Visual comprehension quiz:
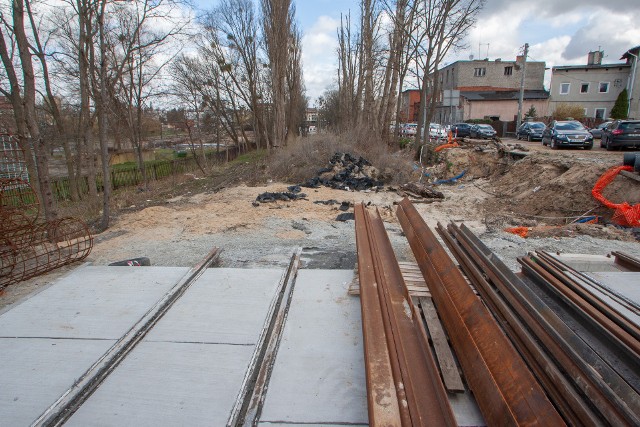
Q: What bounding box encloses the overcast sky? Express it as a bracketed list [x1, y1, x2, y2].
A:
[297, 0, 640, 103]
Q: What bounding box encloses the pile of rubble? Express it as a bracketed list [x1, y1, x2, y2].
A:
[301, 152, 384, 191]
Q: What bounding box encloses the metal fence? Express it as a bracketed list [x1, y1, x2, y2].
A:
[51, 147, 239, 202]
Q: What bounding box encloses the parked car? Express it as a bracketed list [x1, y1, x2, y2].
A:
[541, 120, 593, 150]
[470, 124, 497, 139]
[428, 123, 446, 140]
[600, 120, 640, 150]
[589, 121, 612, 139]
[401, 123, 418, 136]
[516, 121, 546, 141]
[451, 122, 473, 137]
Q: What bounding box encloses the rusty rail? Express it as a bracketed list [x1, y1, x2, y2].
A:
[355, 203, 456, 426]
[396, 198, 565, 426]
[451, 222, 640, 426]
[521, 251, 640, 360]
[438, 223, 603, 426]
[611, 251, 640, 272]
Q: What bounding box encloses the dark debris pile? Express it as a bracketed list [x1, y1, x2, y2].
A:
[301, 152, 383, 191]
[253, 185, 307, 205]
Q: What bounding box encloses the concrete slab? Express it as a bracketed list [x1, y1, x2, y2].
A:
[586, 272, 640, 303]
[66, 341, 255, 426]
[0, 266, 187, 339]
[258, 269, 368, 425]
[65, 268, 285, 425]
[145, 268, 283, 345]
[0, 338, 115, 426]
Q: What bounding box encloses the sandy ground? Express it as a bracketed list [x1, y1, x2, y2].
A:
[2, 138, 639, 311]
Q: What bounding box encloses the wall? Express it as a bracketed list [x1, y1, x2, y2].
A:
[440, 59, 546, 91]
[460, 99, 550, 121]
[549, 64, 630, 118]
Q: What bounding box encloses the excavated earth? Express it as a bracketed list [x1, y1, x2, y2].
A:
[2, 140, 639, 310]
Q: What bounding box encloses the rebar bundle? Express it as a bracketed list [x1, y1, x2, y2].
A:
[0, 178, 93, 288]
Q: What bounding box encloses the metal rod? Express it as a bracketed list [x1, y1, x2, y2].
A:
[396, 198, 565, 426]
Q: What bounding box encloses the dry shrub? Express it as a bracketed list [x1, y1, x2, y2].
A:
[267, 125, 415, 185]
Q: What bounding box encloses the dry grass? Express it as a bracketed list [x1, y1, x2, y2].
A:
[266, 128, 415, 185]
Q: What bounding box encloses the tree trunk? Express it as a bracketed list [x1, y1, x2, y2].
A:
[13, 0, 56, 221]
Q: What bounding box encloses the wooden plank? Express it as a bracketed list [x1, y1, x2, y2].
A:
[418, 296, 465, 393]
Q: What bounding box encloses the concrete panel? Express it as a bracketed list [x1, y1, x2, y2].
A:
[0, 338, 115, 426]
[145, 268, 283, 345]
[66, 341, 254, 426]
[587, 272, 640, 302]
[259, 269, 368, 425]
[0, 266, 187, 339]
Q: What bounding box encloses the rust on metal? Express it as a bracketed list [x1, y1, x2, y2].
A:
[451, 222, 640, 426]
[396, 198, 565, 426]
[612, 251, 640, 271]
[521, 251, 640, 359]
[438, 222, 603, 426]
[355, 203, 456, 426]
[1, 178, 93, 288]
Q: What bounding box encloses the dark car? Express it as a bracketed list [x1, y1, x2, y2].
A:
[516, 121, 546, 141]
[451, 123, 473, 138]
[589, 121, 612, 139]
[470, 124, 497, 139]
[541, 120, 593, 150]
[601, 120, 640, 150]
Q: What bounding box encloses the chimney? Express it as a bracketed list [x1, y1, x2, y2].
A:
[587, 50, 603, 65]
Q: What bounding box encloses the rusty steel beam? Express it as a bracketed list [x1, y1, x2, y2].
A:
[612, 251, 640, 272]
[437, 223, 603, 426]
[355, 204, 456, 427]
[453, 222, 640, 426]
[523, 251, 640, 360]
[396, 198, 565, 426]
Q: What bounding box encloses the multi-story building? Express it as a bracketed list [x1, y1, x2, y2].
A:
[432, 56, 548, 124]
[549, 51, 631, 120]
[622, 46, 640, 119]
[398, 89, 422, 123]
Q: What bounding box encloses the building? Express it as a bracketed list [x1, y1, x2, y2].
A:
[549, 51, 631, 120]
[433, 57, 548, 124]
[621, 46, 640, 119]
[398, 90, 422, 123]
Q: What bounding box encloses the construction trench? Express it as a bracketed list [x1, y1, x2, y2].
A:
[1, 197, 639, 426]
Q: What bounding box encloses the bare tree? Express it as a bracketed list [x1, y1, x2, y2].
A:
[107, 0, 187, 188]
[0, 0, 57, 221]
[285, 23, 304, 145]
[412, 0, 483, 145]
[261, 0, 293, 147]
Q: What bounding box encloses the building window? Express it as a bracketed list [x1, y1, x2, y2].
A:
[595, 108, 606, 119]
[580, 83, 589, 93]
[559, 83, 570, 95]
[474, 67, 486, 77]
[504, 66, 513, 76]
[599, 82, 610, 93]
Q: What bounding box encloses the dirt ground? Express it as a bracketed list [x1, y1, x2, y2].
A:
[2, 137, 639, 311]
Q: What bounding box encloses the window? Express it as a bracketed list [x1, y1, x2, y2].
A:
[559, 83, 570, 95]
[599, 82, 609, 93]
[474, 67, 486, 77]
[580, 83, 589, 93]
[595, 108, 606, 119]
[504, 66, 513, 76]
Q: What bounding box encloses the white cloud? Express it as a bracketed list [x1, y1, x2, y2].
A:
[301, 16, 340, 103]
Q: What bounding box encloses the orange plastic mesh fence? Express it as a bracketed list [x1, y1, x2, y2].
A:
[591, 165, 640, 227]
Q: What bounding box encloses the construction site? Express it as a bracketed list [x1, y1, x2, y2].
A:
[1, 136, 640, 426]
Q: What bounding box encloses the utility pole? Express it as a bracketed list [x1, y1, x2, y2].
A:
[516, 43, 529, 131]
